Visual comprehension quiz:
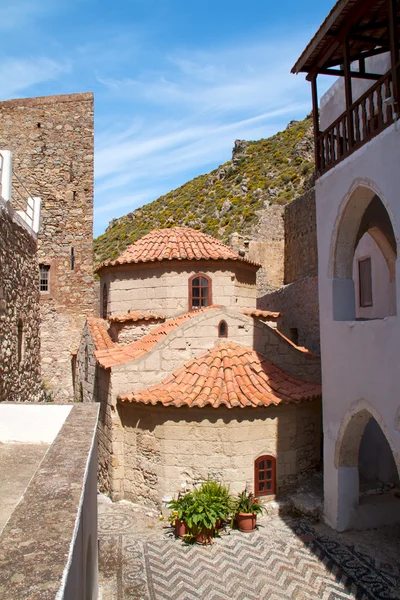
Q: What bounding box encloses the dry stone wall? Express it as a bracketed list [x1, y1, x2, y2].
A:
[0, 93, 95, 400]
[0, 199, 43, 401]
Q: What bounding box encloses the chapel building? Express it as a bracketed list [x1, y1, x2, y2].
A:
[78, 227, 322, 506]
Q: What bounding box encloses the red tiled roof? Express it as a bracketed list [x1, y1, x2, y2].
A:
[95, 305, 221, 369]
[118, 342, 321, 409]
[87, 318, 114, 351]
[97, 227, 260, 270]
[108, 311, 166, 324]
[241, 309, 280, 320]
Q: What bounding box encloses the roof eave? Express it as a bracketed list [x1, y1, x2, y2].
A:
[291, 0, 354, 74]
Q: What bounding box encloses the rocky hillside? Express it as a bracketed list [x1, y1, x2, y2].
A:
[94, 115, 314, 265]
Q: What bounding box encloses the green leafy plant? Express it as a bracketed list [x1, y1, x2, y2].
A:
[234, 490, 265, 515]
[167, 492, 194, 524]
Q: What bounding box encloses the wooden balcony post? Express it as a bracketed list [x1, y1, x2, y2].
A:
[388, 0, 400, 110]
[343, 37, 354, 150]
[311, 74, 320, 174]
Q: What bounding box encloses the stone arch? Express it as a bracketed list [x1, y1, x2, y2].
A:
[334, 402, 400, 530]
[330, 181, 398, 320]
[335, 400, 400, 470]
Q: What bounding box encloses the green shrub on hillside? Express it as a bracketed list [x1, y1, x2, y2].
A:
[94, 115, 314, 265]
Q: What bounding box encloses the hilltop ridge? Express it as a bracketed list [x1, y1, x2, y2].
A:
[94, 115, 314, 266]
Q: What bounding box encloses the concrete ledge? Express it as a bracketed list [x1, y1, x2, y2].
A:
[0, 404, 99, 600]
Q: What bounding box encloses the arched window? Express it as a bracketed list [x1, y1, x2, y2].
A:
[84, 346, 89, 382]
[254, 455, 276, 496]
[102, 283, 108, 319]
[189, 274, 212, 310]
[218, 320, 228, 338]
[17, 319, 24, 365]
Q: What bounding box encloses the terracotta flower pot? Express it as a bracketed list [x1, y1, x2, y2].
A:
[237, 512, 257, 532]
[195, 529, 214, 545]
[174, 519, 188, 538]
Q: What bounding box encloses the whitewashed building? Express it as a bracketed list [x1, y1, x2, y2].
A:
[292, 0, 400, 530]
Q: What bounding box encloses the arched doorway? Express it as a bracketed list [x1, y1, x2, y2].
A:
[335, 409, 400, 530]
[331, 185, 397, 321]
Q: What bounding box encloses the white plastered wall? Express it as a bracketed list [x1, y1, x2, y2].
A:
[353, 232, 396, 319]
[315, 123, 400, 530]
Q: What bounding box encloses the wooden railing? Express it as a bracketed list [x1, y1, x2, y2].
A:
[317, 70, 395, 175]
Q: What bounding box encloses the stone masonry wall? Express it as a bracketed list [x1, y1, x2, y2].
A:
[0, 93, 94, 400]
[100, 261, 257, 318]
[259, 277, 320, 354]
[260, 188, 320, 353]
[230, 203, 285, 295]
[284, 188, 317, 284]
[119, 399, 322, 507]
[0, 199, 43, 401]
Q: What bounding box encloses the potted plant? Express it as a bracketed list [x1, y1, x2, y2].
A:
[185, 479, 233, 544]
[234, 490, 265, 533]
[167, 492, 193, 538]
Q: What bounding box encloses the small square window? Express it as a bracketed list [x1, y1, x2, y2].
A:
[39, 264, 50, 292]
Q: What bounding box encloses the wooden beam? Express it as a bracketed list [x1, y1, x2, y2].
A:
[354, 19, 388, 32]
[348, 34, 390, 46]
[305, 0, 380, 78]
[310, 75, 320, 174]
[324, 45, 390, 69]
[317, 68, 383, 80]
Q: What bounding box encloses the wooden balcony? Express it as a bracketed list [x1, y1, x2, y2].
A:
[317, 69, 395, 175]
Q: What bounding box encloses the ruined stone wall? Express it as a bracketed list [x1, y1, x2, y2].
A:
[0, 93, 94, 400]
[100, 261, 257, 318]
[119, 400, 322, 507]
[284, 188, 317, 284]
[0, 199, 43, 401]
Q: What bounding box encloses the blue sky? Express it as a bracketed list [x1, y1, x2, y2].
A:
[0, 0, 334, 236]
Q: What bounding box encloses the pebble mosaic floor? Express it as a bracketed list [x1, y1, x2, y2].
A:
[98, 498, 400, 600]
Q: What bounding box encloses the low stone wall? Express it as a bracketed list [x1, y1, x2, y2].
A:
[0, 201, 43, 402]
[259, 277, 320, 355]
[118, 399, 322, 507]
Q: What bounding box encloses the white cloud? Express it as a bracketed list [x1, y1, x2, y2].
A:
[0, 57, 70, 100]
[94, 36, 315, 232]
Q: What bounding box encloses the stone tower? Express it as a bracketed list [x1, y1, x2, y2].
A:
[0, 92, 94, 400]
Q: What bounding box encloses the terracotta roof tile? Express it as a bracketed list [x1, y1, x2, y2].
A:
[95, 305, 221, 369]
[87, 318, 114, 351]
[97, 227, 260, 270]
[108, 311, 166, 324]
[118, 342, 321, 409]
[241, 309, 281, 320]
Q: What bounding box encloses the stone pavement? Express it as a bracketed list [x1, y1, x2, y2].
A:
[98, 495, 400, 600]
